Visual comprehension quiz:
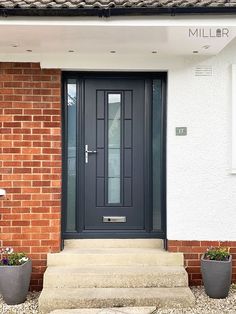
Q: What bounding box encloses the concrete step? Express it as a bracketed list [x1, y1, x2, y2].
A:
[49, 307, 157, 314]
[39, 287, 195, 314]
[47, 248, 183, 267]
[44, 265, 188, 288]
[64, 239, 163, 249]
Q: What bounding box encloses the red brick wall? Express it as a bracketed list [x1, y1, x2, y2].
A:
[168, 240, 236, 286]
[0, 62, 61, 291]
[1, 63, 236, 291]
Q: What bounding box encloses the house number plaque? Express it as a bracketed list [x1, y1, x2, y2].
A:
[176, 127, 187, 136]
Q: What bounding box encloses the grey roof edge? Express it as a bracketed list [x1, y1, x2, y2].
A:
[1, 6, 236, 17]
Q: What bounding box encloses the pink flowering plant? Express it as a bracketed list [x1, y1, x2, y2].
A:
[0, 247, 29, 266]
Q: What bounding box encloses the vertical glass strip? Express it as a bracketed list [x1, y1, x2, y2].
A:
[108, 93, 121, 204]
[152, 80, 162, 230]
[66, 80, 77, 232]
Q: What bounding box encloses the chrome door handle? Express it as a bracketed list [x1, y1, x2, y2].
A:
[85, 144, 97, 164]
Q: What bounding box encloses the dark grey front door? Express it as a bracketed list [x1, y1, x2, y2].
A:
[63, 72, 166, 238]
[84, 79, 145, 230]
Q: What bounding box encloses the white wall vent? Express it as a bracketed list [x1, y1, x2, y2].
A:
[194, 66, 213, 77]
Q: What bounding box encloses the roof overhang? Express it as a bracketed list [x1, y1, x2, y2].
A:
[0, 16, 236, 68]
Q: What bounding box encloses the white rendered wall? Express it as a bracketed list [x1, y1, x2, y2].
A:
[167, 38, 236, 241]
[40, 38, 236, 240]
[35, 37, 236, 240]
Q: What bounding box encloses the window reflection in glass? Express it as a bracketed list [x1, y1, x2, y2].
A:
[66, 80, 77, 231]
[108, 93, 121, 204]
[153, 80, 162, 230]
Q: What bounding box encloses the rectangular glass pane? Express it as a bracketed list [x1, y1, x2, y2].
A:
[108, 94, 121, 119]
[108, 120, 120, 148]
[108, 178, 121, 204]
[66, 80, 77, 232]
[108, 93, 121, 204]
[152, 80, 162, 230]
[108, 148, 120, 177]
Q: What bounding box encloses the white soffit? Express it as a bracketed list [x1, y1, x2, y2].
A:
[0, 16, 235, 62]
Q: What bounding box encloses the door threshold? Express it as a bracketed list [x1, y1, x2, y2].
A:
[63, 231, 165, 239]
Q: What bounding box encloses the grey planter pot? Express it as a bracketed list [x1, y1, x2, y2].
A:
[201, 255, 232, 299]
[0, 259, 32, 305]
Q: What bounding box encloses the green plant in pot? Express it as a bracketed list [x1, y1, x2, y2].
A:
[0, 247, 32, 305]
[201, 246, 232, 299]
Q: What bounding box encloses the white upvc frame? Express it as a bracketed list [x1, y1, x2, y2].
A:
[232, 64, 236, 173]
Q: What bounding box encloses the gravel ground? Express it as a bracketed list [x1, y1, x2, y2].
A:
[156, 285, 236, 314]
[0, 285, 236, 314]
[0, 292, 40, 314]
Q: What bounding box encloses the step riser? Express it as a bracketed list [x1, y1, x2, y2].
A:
[40, 298, 185, 313]
[49, 308, 157, 314]
[64, 239, 164, 249]
[44, 272, 188, 288]
[38, 287, 195, 314]
[44, 276, 188, 288]
[47, 253, 183, 267]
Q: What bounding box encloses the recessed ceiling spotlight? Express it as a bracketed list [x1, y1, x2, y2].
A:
[193, 50, 199, 54]
[152, 51, 157, 54]
[203, 45, 210, 49]
[26, 49, 32, 52]
[68, 50, 75, 53]
[110, 50, 116, 54]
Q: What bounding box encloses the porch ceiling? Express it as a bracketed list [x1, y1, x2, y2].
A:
[0, 16, 236, 66]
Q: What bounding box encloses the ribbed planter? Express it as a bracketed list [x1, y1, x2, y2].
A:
[201, 255, 232, 299]
[0, 259, 32, 305]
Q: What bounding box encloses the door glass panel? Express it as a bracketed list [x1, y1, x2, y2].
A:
[109, 96, 121, 119]
[152, 79, 162, 230]
[108, 149, 120, 177]
[108, 120, 120, 148]
[108, 178, 121, 204]
[108, 93, 121, 204]
[66, 80, 77, 232]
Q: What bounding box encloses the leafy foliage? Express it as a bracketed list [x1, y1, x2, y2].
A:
[0, 247, 29, 266]
[204, 246, 230, 261]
